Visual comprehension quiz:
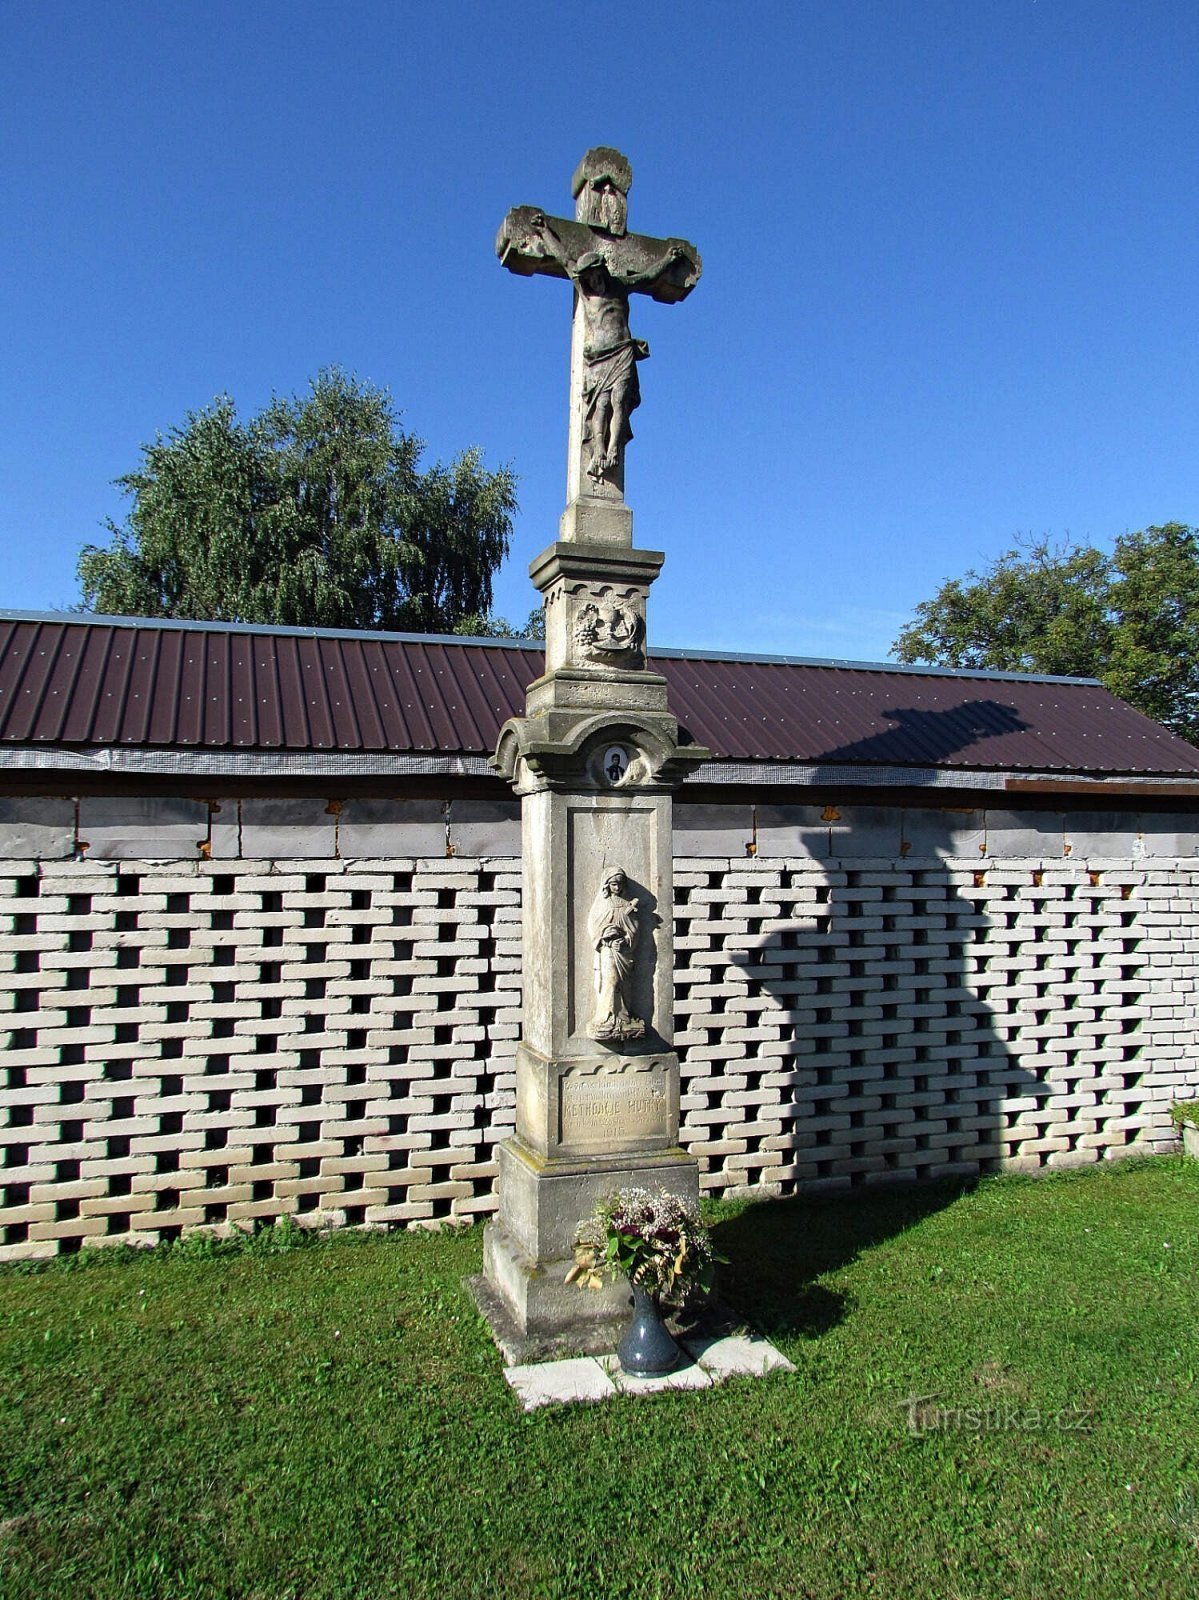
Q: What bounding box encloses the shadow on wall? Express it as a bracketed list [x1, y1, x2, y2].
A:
[682, 859, 1047, 1189]
[809, 699, 1032, 768]
[679, 852, 1050, 1336]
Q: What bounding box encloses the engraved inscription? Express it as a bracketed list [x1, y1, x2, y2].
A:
[560, 1063, 669, 1148]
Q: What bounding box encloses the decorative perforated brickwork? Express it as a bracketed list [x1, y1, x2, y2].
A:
[674, 858, 1197, 1195]
[2, 847, 1197, 1258]
[0, 859, 520, 1260]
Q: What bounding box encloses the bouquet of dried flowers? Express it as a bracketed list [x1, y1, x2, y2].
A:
[566, 1187, 721, 1303]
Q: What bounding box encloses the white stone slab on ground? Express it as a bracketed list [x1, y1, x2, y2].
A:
[598, 1353, 713, 1396]
[505, 1357, 616, 1410]
[503, 1332, 794, 1410]
[683, 1332, 797, 1381]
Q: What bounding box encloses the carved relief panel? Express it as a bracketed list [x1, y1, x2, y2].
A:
[568, 582, 646, 670]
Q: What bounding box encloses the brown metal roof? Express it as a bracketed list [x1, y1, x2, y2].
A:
[2, 611, 1198, 777]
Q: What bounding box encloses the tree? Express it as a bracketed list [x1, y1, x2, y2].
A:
[892, 525, 1199, 744]
[78, 369, 518, 633]
[452, 607, 545, 640]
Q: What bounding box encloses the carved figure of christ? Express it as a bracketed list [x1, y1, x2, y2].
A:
[496, 149, 701, 506]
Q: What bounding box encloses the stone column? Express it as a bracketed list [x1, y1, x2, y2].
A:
[480, 149, 705, 1357]
[480, 537, 708, 1354]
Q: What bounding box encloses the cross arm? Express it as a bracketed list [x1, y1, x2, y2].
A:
[496, 207, 702, 304]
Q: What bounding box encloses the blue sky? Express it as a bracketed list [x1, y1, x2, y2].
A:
[3, 0, 1197, 660]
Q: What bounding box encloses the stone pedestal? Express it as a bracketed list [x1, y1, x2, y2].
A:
[478, 525, 708, 1356]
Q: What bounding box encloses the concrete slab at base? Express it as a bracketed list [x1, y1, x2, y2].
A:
[506, 1356, 618, 1409]
[682, 1331, 796, 1380]
[599, 1352, 713, 1395]
[497, 1324, 797, 1409]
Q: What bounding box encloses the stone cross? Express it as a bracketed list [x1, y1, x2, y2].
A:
[478, 149, 709, 1359]
[497, 147, 701, 543]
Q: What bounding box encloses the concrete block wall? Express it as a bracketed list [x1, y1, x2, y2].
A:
[1, 795, 1197, 1258]
[674, 856, 1198, 1198]
[0, 857, 521, 1260]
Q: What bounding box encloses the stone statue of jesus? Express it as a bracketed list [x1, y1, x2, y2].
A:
[498, 151, 699, 507]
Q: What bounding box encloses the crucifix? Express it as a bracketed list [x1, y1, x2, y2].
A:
[497, 147, 702, 542]
[478, 150, 709, 1355]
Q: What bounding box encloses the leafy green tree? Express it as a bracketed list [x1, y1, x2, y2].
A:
[892, 525, 1199, 743]
[78, 369, 517, 633]
[1105, 523, 1199, 742]
[452, 607, 545, 640]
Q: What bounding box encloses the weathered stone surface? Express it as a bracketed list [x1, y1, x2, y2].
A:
[983, 809, 1065, 859]
[681, 1332, 796, 1381]
[237, 798, 338, 859]
[673, 803, 752, 858]
[480, 149, 705, 1349]
[339, 798, 446, 858]
[447, 799, 521, 857]
[505, 1356, 617, 1410]
[497, 149, 701, 521]
[1137, 814, 1199, 857]
[1062, 811, 1139, 860]
[0, 797, 75, 859]
[78, 796, 208, 860]
[900, 807, 986, 860]
[754, 805, 836, 859]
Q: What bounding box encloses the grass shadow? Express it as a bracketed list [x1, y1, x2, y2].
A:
[708, 1177, 976, 1339]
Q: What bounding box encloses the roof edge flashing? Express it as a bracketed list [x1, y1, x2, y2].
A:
[0, 609, 1103, 687]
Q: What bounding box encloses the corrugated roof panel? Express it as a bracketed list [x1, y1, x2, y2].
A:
[298, 639, 336, 750]
[327, 638, 361, 747]
[174, 633, 208, 746]
[56, 624, 109, 743]
[429, 639, 495, 752]
[146, 631, 183, 746]
[86, 628, 137, 745]
[3, 613, 1199, 778]
[369, 638, 428, 749]
[250, 635, 283, 748]
[121, 629, 159, 745]
[410, 642, 470, 751]
[201, 632, 232, 747]
[429, 643, 474, 750]
[340, 639, 386, 750]
[2, 621, 64, 743]
[226, 633, 257, 748]
[270, 635, 308, 749]
[357, 637, 408, 749]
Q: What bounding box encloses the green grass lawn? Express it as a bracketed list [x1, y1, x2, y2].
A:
[2, 1157, 1197, 1600]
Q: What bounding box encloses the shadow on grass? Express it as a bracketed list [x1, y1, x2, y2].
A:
[709, 1177, 976, 1339]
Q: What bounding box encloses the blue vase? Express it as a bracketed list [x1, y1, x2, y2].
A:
[617, 1281, 680, 1376]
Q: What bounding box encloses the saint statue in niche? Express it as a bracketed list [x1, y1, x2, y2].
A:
[586, 867, 646, 1042]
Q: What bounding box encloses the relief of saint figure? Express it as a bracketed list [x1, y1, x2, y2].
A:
[586, 867, 646, 1043]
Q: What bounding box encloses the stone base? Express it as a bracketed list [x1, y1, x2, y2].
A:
[558, 497, 633, 546]
[470, 1247, 635, 1365]
[477, 1135, 700, 1354]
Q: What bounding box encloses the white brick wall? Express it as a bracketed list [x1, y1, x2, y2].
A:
[2, 804, 1197, 1258]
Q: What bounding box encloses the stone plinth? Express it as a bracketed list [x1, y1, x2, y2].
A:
[481, 693, 706, 1352]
